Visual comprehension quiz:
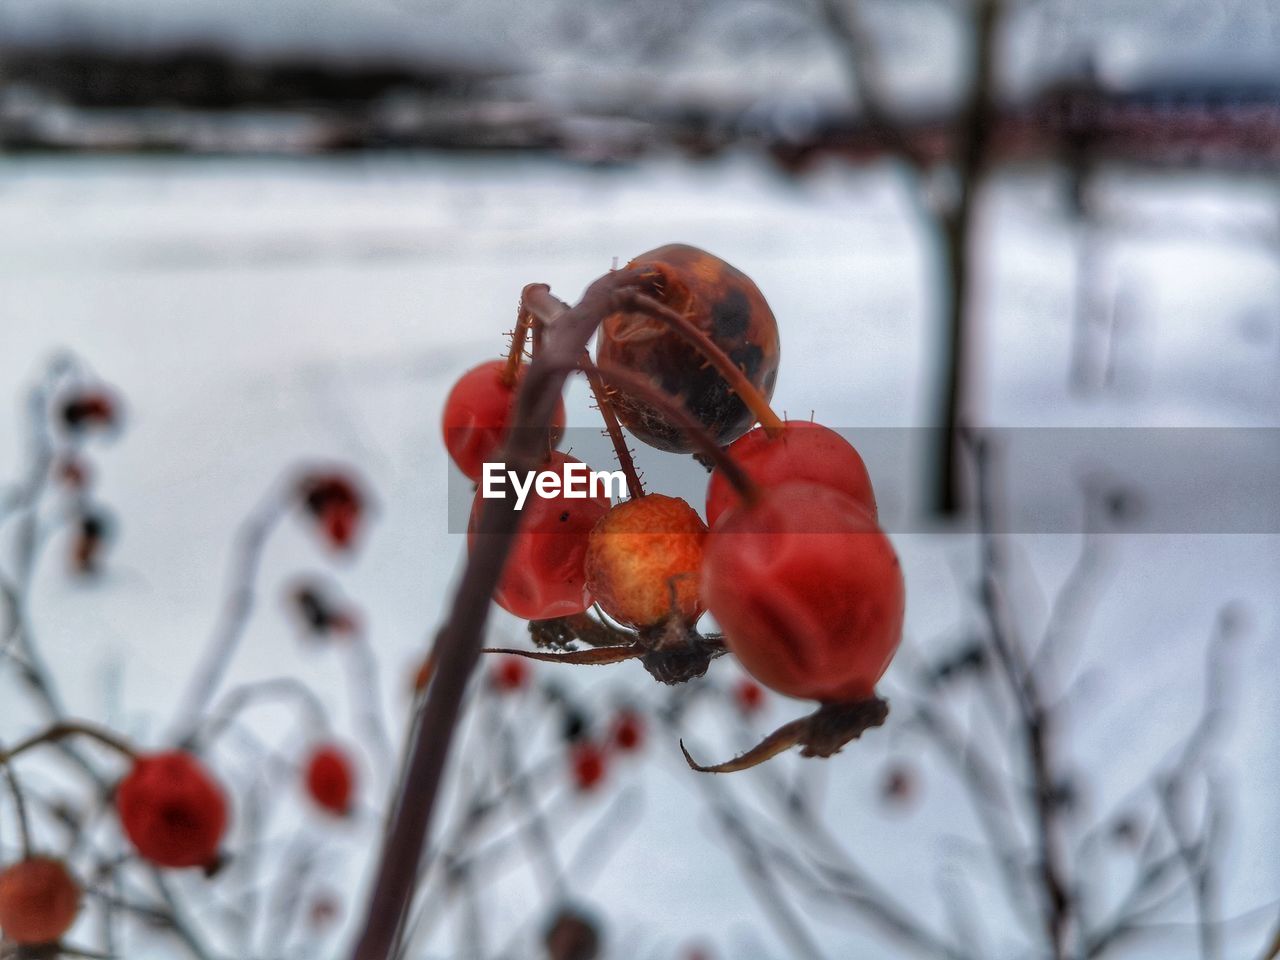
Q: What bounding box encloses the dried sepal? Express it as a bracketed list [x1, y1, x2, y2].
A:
[681, 696, 890, 773]
[482, 644, 644, 666]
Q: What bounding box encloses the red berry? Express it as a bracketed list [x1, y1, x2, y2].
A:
[733, 678, 766, 715]
[468, 453, 610, 620]
[583, 494, 707, 629]
[442, 359, 566, 481]
[0, 857, 80, 945]
[299, 473, 365, 551]
[595, 244, 781, 452]
[706, 421, 877, 528]
[570, 741, 607, 792]
[305, 745, 356, 817]
[702, 483, 904, 702]
[490, 655, 529, 693]
[609, 709, 645, 753]
[117, 751, 228, 869]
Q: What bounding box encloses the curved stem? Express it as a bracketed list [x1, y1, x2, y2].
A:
[527, 290, 644, 499]
[0, 721, 137, 765]
[194, 677, 331, 749]
[570, 360, 760, 504]
[167, 484, 287, 746]
[2, 760, 33, 856]
[615, 289, 785, 438]
[580, 352, 644, 500]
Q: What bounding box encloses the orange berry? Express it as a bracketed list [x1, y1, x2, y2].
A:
[584, 495, 707, 629]
[0, 857, 80, 945]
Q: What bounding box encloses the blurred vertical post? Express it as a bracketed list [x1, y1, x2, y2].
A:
[816, 0, 1004, 516]
[934, 0, 1000, 516]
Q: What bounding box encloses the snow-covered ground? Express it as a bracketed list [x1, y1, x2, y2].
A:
[1, 153, 1278, 958]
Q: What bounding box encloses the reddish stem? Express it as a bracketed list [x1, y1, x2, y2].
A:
[615, 289, 786, 438]
[570, 359, 760, 505]
[580, 353, 645, 500]
[522, 289, 644, 499]
[348, 269, 647, 960]
[500, 304, 533, 388]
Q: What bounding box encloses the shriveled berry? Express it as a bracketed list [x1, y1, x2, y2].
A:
[58, 389, 119, 434]
[290, 581, 358, 638]
[702, 482, 903, 702]
[561, 708, 590, 743]
[489, 655, 529, 693]
[706, 421, 876, 528]
[596, 244, 780, 452]
[584, 494, 707, 629]
[570, 742, 607, 792]
[468, 453, 609, 621]
[71, 509, 113, 575]
[609, 709, 645, 753]
[298, 472, 365, 551]
[117, 751, 228, 869]
[305, 745, 356, 816]
[442, 360, 566, 481]
[0, 857, 80, 945]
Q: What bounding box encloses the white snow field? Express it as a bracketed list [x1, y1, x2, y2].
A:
[1, 153, 1278, 958]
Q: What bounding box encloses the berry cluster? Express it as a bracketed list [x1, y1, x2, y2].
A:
[440, 244, 905, 770]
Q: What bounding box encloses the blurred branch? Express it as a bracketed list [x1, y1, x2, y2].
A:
[968, 431, 1072, 959]
[168, 481, 289, 745]
[809, 0, 930, 170]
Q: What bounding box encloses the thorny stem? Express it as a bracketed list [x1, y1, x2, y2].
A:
[523, 287, 646, 498]
[500, 304, 534, 388]
[348, 269, 648, 960]
[580, 352, 645, 500]
[616, 289, 786, 438]
[569, 359, 760, 504]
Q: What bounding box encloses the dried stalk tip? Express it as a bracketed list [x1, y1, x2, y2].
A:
[682, 695, 890, 773]
[510, 614, 727, 685]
